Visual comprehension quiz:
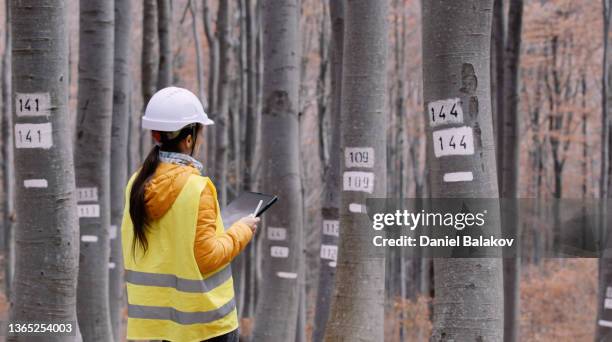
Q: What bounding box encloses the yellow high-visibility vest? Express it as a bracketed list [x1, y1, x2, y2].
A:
[121, 173, 238, 342]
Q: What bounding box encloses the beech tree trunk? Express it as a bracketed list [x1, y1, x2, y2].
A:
[141, 0, 158, 160]
[597, 1, 612, 339]
[323, 0, 388, 340]
[214, 0, 231, 206]
[252, 0, 303, 340]
[75, 1, 114, 340]
[422, 1, 504, 340]
[9, 1, 80, 341]
[157, 0, 172, 89]
[2, 0, 14, 298]
[501, 1, 523, 341]
[109, 0, 131, 339]
[313, 1, 342, 340]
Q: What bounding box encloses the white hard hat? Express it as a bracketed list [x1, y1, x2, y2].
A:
[142, 86, 214, 132]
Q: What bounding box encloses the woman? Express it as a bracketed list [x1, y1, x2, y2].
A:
[121, 86, 258, 342]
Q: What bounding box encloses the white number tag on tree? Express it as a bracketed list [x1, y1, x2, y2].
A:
[322, 220, 339, 237]
[267, 227, 287, 241]
[76, 187, 98, 203]
[432, 126, 474, 157]
[271, 246, 289, 258]
[14, 123, 53, 149]
[343, 171, 374, 193]
[345, 147, 374, 168]
[77, 204, 100, 218]
[320, 244, 338, 261]
[16, 93, 51, 117]
[428, 98, 464, 127]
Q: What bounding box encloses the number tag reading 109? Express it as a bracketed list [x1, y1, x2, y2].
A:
[432, 126, 474, 157]
[15, 123, 53, 149]
[345, 147, 374, 168]
[343, 171, 375, 193]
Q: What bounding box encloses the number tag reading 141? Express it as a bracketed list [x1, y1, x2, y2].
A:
[14, 123, 53, 149]
[428, 98, 464, 127]
[16, 93, 51, 117]
[432, 126, 474, 157]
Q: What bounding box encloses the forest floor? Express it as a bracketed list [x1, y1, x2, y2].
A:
[0, 258, 596, 341]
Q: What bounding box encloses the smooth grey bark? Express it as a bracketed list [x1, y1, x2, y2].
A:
[157, 0, 172, 89]
[252, 0, 303, 340]
[422, 1, 504, 341]
[141, 0, 158, 160]
[492, 0, 504, 186]
[2, 0, 15, 298]
[214, 0, 231, 206]
[500, 1, 523, 341]
[75, 0, 114, 340]
[9, 1, 80, 341]
[203, 1, 218, 172]
[323, 0, 388, 340]
[598, 1, 612, 340]
[109, 0, 131, 339]
[313, 1, 341, 341]
[189, 0, 206, 102]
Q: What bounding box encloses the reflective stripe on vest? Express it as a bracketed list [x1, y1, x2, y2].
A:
[128, 298, 236, 325]
[125, 265, 232, 293]
[121, 173, 238, 341]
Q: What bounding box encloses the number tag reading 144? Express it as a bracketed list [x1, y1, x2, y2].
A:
[428, 98, 464, 127]
[432, 126, 474, 157]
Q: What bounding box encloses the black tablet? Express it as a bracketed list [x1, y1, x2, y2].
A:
[220, 191, 278, 227]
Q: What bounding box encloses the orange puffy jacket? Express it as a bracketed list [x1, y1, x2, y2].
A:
[143, 162, 253, 274]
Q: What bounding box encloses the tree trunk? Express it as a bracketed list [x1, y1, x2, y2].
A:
[75, 1, 115, 340]
[313, 1, 342, 341]
[189, 0, 206, 102]
[157, 0, 172, 89]
[492, 0, 504, 187]
[109, 0, 131, 339]
[214, 0, 231, 206]
[500, 1, 523, 341]
[422, 1, 504, 340]
[9, 1, 80, 341]
[597, 1, 612, 339]
[141, 0, 158, 161]
[2, 0, 15, 298]
[323, 0, 388, 340]
[252, 0, 303, 340]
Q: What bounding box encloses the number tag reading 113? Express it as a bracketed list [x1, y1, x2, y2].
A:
[432, 126, 474, 157]
[428, 98, 464, 127]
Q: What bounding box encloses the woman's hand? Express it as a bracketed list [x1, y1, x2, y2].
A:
[239, 216, 260, 234]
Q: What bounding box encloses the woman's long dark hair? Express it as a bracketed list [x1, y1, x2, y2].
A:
[129, 124, 200, 255]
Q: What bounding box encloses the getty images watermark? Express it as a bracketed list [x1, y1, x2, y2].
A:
[363, 198, 611, 258]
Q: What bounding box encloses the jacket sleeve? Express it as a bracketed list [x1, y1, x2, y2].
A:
[194, 183, 253, 274]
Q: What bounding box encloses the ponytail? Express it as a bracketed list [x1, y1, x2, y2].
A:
[129, 144, 161, 255]
[128, 123, 201, 256]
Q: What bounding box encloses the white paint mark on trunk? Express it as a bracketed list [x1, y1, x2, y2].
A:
[432, 126, 474, 157]
[78, 204, 100, 218]
[328, 261, 337, 268]
[348, 203, 366, 214]
[428, 97, 464, 127]
[343, 171, 374, 193]
[76, 187, 98, 202]
[271, 246, 289, 258]
[276, 271, 298, 279]
[345, 147, 374, 168]
[81, 235, 98, 242]
[267, 227, 287, 241]
[443, 171, 474, 182]
[24, 179, 48, 188]
[16, 93, 51, 117]
[322, 220, 339, 236]
[606, 286, 612, 298]
[320, 244, 338, 261]
[605, 298, 612, 309]
[108, 262, 116, 269]
[599, 320, 612, 327]
[109, 225, 117, 240]
[14, 123, 53, 149]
